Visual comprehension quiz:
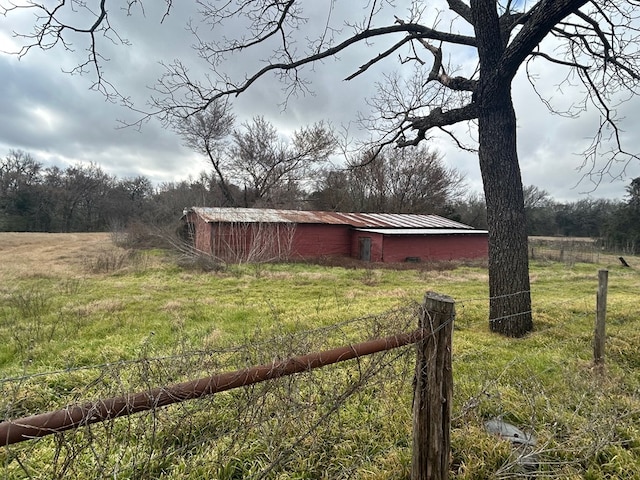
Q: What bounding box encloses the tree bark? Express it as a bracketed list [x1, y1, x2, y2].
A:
[473, 0, 533, 336]
[477, 86, 533, 336]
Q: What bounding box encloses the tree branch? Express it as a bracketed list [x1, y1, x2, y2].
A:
[397, 103, 479, 147]
[446, 0, 474, 25]
[529, 50, 589, 69]
[344, 36, 414, 81]
[204, 22, 476, 105]
[395, 16, 477, 93]
[500, 0, 589, 81]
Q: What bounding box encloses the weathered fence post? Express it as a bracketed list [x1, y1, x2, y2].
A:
[412, 292, 455, 480]
[593, 269, 609, 367]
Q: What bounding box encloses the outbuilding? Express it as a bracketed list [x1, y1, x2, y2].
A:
[181, 207, 488, 263]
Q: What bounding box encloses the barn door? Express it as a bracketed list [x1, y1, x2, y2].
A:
[359, 237, 372, 262]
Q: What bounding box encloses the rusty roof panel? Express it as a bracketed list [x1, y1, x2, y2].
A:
[187, 207, 475, 230]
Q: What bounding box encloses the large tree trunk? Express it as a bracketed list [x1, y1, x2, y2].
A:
[472, 0, 533, 337]
[477, 86, 533, 337]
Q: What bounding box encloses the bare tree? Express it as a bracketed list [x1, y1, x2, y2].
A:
[311, 169, 353, 212]
[522, 185, 557, 235]
[0, 150, 41, 196]
[172, 105, 334, 208]
[0, 150, 43, 231]
[172, 101, 237, 206]
[230, 117, 336, 207]
[453, 192, 489, 230]
[5, 1, 640, 335]
[523, 185, 554, 211]
[349, 146, 466, 214]
[313, 146, 465, 214]
[56, 163, 114, 232]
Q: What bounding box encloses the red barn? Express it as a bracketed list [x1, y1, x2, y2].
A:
[181, 207, 488, 263]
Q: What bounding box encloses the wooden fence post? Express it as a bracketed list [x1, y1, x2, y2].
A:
[593, 269, 609, 367]
[412, 292, 455, 480]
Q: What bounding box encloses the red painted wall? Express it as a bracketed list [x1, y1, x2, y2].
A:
[186, 216, 353, 261]
[185, 212, 488, 263]
[184, 212, 212, 253]
[290, 224, 352, 258]
[381, 234, 488, 262]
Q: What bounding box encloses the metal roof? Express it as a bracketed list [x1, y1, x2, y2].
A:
[355, 228, 488, 235]
[186, 207, 477, 230]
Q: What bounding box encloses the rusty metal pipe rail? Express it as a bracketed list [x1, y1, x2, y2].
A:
[1, 328, 425, 446]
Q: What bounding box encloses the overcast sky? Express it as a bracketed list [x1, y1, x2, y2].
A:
[1, 1, 640, 203]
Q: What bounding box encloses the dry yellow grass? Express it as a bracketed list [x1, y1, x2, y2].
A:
[0, 232, 115, 278]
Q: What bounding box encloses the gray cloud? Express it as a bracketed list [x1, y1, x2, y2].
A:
[1, 2, 639, 203]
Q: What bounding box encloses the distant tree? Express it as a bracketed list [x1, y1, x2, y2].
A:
[310, 169, 353, 212]
[119, 176, 154, 203]
[313, 145, 465, 214]
[172, 101, 237, 206]
[554, 198, 619, 238]
[40, 166, 66, 231]
[452, 192, 488, 230]
[523, 185, 557, 236]
[602, 177, 640, 253]
[627, 177, 640, 208]
[523, 185, 553, 211]
[151, 180, 205, 225]
[46, 163, 114, 232]
[230, 117, 336, 207]
[0, 150, 44, 231]
[105, 176, 155, 226]
[0, 157, 121, 232]
[150, 173, 246, 224]
[196, 172, 245, 209]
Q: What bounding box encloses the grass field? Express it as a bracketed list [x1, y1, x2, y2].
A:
[1, 233, 640, 479]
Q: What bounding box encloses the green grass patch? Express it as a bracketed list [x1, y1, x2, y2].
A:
[1, 237, 640, 478]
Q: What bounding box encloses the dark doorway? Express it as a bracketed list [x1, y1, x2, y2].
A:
[359, 237, 372, 262]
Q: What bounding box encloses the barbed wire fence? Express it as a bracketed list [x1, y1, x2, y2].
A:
[452, 278, 640, 479]
[1, 271, 639, 479]
[1, 305, 424, 479]
[528, 236, 639, 266]
[529, 237, 600, 264]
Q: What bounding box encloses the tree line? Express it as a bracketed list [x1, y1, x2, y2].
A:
[2, 148, 639, 253]
[519, 184, 640, 253]
[0, 142, 463, 232]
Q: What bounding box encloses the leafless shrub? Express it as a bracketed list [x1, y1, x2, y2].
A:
[82, 249, 140, 274]
[5, 290, 52, 319]
[360, 267, 380, 286]
[58, 278, 82, 296]
[175, 251, 226, 273]
[212, 221, 297, 264]
[111, 221, 224, 272]
[1, 290, 57, 356]
[162, 228, 227, 273]
[110, 221, 175, 250]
